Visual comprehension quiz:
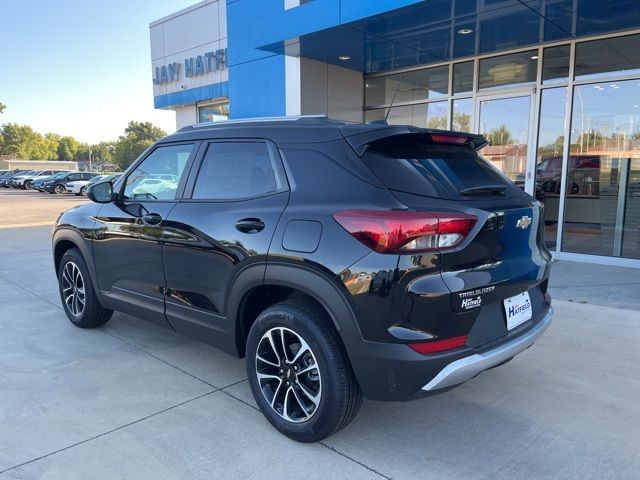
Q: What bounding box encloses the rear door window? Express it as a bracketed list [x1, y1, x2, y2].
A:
[191, 141, 285, 200]
[362, 136, 521, 199]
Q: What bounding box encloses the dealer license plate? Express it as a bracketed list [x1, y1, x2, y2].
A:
[503, 291, 532, 330]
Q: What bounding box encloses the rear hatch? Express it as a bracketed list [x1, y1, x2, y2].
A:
[352, 130, 552, 347]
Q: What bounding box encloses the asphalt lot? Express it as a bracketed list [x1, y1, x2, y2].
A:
[0, 190, 639, 479]
[0, 189, 87, 228]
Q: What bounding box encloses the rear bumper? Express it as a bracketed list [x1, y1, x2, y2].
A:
[346, 305, 552, 402]
[422, 307, 552, 392]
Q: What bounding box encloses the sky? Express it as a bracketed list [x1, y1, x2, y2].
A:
[0, 0, 197, 144]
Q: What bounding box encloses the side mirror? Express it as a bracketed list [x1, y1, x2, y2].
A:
[87, 181, 114, 204]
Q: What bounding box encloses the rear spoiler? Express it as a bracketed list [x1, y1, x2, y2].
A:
[341, 125, 488, 156]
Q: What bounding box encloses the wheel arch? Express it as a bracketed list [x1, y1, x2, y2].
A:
[226, 261, 362, 359]
[53, 227, 105, 307]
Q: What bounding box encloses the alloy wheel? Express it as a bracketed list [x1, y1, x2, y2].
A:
[54, 185, 65, 194]
[255, 327, 322, 423]
[61, 261, 85, 317]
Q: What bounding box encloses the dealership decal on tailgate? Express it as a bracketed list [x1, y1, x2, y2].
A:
[458, 285, 496, 310]
[504, 291, 532, 330]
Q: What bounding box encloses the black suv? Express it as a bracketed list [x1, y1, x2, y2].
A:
[52, 117, 552, 442]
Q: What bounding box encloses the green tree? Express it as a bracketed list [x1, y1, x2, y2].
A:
[113, 121, 166, 169]
[40, 133, 60, 160]
[92, 141, 116, 163]
[75, 142, 91, 162]
[0, 123, 44, 159]
[57, 136, 79, 162]
[452, 113, 472, 132]
[426, 115, 448, 130]
[486, 125, 515, 146]
[0, 102, 5, 114]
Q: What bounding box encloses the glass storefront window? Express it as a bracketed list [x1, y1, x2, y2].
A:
[574, 34, 640, 81]
[365, 66, 448, 106]
[364, 108, 386, 124]
[198, 102, 229, 123]
[384, 101, 448, 128]
[562, 79, 640, 258]
[453, 61, 474, 95]
[542, 45, 570, 84]
[535, 87, 568, 250]
[478, 95, 531, 181]
[452, 98, 473, 132]
[478, 50, 537, 90]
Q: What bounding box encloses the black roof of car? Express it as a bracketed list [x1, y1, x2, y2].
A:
[164, 116, 487, 153]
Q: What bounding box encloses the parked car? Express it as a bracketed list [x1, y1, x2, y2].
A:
[1, 170, 30, 188]
[35, 171, 70, 191]
[43, 172, 95, 194]
[80, 173, 121, 195]
[52, 117, 553, 442]
[21, 170, 72, 190]
[64, 173, 103, 196]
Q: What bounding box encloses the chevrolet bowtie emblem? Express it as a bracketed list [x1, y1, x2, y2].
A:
[516, 216, 532, 229]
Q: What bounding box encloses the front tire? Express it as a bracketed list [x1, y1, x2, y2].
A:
[58, 248, 113, 328]
[246, 301, 362, 442]
[54, 184, 65, 194]
[79, 186, 87, 196]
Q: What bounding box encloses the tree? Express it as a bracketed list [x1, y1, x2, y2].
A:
[57, 136, 79, 162]
[92, 141, 116, 163]
[113, 121, 166, 169]
[452, 113, 472, 132]
[486, 125, 515, 146]
[75, 142, 91, 162]
[0, 102, 5, 114]
[0, 123, 44, 159]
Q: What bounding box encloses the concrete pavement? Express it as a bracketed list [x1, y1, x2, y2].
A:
[0, 224, 639, 478]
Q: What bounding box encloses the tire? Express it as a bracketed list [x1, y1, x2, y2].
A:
[25, 181, 33, 190]
[79, 186, 87, 196]
[54, 184, 65, 194]
[58, 248, 113, 328]
[246, 301, 362, 442]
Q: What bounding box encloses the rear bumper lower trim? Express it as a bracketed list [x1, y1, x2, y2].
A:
[422, 307, 553, 392]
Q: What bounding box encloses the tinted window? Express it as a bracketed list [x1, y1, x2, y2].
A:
[192, 142, 281, 200]
[68, 174, 81, 181]
[123, 144, 194, 200]
[363, 136, 518, 199]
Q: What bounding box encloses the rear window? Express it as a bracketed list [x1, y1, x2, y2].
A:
[363, 137, 519, 199]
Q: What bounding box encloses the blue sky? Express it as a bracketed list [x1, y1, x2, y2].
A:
[0, 0, 196, 143]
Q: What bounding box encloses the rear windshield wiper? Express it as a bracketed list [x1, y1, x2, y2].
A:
[459, 184, 507, 195]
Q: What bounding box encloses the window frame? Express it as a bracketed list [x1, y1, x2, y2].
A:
[115, 140, 201, 203]
[182, 138, 290, 203]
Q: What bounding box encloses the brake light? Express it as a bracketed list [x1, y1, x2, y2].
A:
[408, 335, 468, 354]
[333, 210, 476, 254]
[430, 133, 468, 145]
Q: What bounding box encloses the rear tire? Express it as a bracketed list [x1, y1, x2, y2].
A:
[58, 248, 113, 328]
[246, 301, 362, 442]
[79, 186, 87, 196]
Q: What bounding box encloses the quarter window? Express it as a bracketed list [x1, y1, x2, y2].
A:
[192, 142, 283, 200]
[123, 144, 194, 200]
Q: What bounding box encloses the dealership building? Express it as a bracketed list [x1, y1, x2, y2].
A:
[150, 0, 640, 267]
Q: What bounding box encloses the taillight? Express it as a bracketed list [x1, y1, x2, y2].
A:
[408, 335, 468, 354]
[333, 210, 476, 254]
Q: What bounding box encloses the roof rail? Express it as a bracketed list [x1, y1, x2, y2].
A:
[177, 115, 331, 132]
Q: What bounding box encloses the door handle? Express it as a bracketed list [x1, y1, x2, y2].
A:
[142, 213, 163, 226]
[235, 218, 265, 233]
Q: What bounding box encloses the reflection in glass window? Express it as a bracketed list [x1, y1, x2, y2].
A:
[365, 66, 448, 106]
[192, 142, 281, 200]
[478, 95, 531, 181]
[452, 98, 473, 132]
[479, 50, 537, 90]
[542, 45, 570, 84]
[198, 102, 229, 123]
[123, 144, 194, 200]
[364, 108, 386, 124]
[453, 61, 474, 95]
[385, 101, 448, 129]
[535, 87, 567, 250]
[574, 34, 640, 81]
[563, 79, 640, 258]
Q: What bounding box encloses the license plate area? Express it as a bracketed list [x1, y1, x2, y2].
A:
[503, 291, 532, 330]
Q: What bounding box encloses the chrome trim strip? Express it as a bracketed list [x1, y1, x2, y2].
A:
[422, 307, 553, 391]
